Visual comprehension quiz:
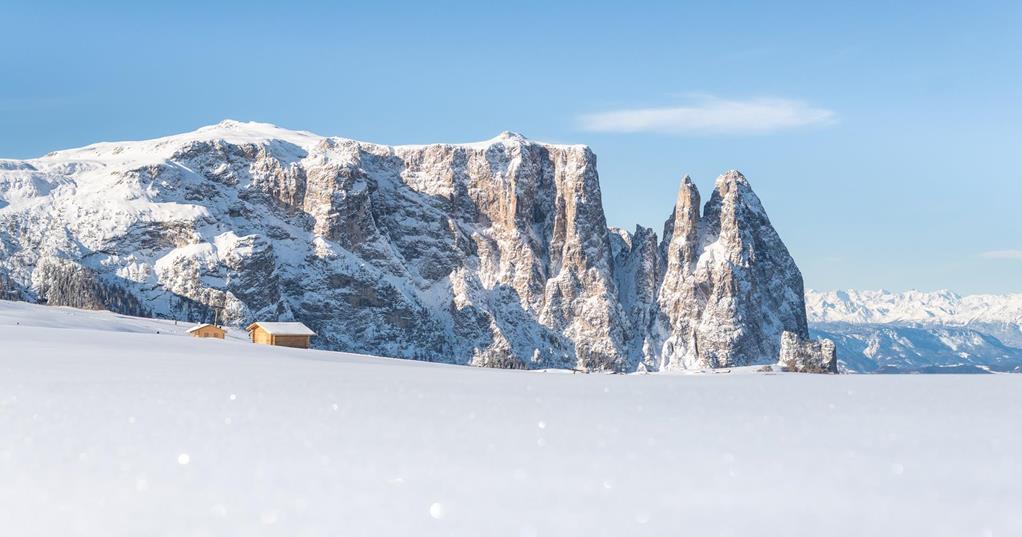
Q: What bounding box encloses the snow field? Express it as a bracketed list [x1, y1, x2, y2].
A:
[1, 300, 1020, 536]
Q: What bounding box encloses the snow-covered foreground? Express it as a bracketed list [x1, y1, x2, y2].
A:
[1, 301, 1020, 536]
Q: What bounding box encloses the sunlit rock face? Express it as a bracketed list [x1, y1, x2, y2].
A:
[0, 121, 818, 371]
[620, 171, 813, 370]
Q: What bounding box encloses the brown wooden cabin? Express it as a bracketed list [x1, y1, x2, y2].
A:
[245, 322, 316, 349]
[186, 323, 225, 339]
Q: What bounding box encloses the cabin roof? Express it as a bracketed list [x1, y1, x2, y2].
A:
[245, 322, 316, 336]
[186, 323, 222, 334]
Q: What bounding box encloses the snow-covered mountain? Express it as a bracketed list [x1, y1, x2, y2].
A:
[0, 120, 821, 371]
[807, 290, 1022, 372]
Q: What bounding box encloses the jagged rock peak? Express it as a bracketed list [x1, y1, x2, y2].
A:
[660, 175, 701, 278]
[676, 175, 699, 208]
[716, 169, 747, 184]
[651, 169, 814, 370]
[714, 170, 761, 197]
[708, 169, 769, 218]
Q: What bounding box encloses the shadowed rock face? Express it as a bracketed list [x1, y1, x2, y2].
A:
[0, 122, 815, 371]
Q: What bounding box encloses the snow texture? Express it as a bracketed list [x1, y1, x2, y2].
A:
[1, 300, 1021, 536]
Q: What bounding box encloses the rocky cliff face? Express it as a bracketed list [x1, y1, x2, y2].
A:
[0, 120, 819, 371]
[610, 172, 814, 370]
[651, 172, 811, 369]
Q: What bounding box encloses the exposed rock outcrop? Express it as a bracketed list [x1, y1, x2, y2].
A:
[777, 331, 838, 373]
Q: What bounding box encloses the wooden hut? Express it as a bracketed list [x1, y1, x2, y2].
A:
[245, 322, 316, 349]
[187, 323, 225, 339]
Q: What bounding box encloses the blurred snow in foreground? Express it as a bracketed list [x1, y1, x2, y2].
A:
[1, 300, 1020, 536]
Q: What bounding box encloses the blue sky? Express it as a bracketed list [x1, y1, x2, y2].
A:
[3, 1, 1020, 293]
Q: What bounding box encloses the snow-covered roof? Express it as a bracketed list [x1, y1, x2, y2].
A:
[246, 322, 316, 336]
[186, 323, 222, 334]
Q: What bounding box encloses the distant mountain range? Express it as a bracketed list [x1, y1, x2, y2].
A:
[806, 290, 1022, 373]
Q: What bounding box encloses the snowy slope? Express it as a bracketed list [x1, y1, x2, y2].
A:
[2, 300, 1022, 536]
[0, 298, 245, 340]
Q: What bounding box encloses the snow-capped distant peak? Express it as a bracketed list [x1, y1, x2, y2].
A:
[806, 289, 1022, 372]
[806, 289, 1022, 325]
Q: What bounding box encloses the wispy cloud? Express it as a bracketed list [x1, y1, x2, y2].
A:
[578, 95, 836, 135]
[980, 250, 1022, 260]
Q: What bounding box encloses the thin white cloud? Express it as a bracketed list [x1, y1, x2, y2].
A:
[980, 250, 1022, 260]
[578, 96, 836, 135]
